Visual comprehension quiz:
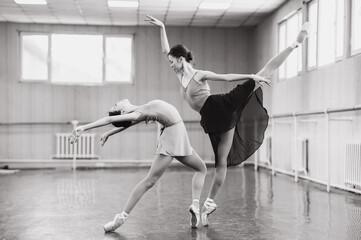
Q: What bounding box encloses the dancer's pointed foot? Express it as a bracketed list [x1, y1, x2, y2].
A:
[201, 199, 217, 227]
[252, 74, 271, 87]
[292, 22, 310, 48]
[189, 205, 200, 228]
[103, 212, 128, 232]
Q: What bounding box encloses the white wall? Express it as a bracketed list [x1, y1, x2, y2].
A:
[0, 22, 253, 162]
[252, 0, 361, 188]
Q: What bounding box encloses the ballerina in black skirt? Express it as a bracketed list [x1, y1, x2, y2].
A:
[146, 14, 310, 227]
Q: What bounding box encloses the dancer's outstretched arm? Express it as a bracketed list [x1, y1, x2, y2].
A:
[146, 15, 170, 56]
[198, 70, 270, 85]
[100, 127, 125, 146]
[100, 120, 141, 146]
[146, 15, 185, 80]
[69, 112, 141, 144]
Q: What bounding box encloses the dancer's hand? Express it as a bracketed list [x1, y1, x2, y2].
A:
[145, 14, 164, 28]
[68, 126, 84, 144]
[251, 74, 271, 87]
[100, 134, 109, 147]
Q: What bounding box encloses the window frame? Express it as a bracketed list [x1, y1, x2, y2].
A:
[103, 34, 135, 85]
[20, 32, 135, 85]
[334, 0, 345, 61]
[351, 0, 361, 56]
[307, 0, 318, 71]
[20, 32, 50, 83]
[278, 9, 303, 81]
[306, 0, 346, 70]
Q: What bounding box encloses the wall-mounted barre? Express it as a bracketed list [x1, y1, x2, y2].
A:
[271, 104, 361, 119]
[260, 104, 361, 194]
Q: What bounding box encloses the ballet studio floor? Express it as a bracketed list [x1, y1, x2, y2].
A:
[1, 165, 361, 240]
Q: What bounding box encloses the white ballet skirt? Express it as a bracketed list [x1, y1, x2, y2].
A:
[135, 100, 193, 157]
[156, 121, 193, 156]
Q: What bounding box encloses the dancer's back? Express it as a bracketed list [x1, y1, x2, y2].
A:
[136, 100, 182, 127]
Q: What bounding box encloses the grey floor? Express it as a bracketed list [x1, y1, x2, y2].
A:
[1, 165, 361, 240]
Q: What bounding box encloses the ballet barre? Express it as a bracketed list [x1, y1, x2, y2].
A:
[256, 104, 361, 194]
[0, 121, 72, 125]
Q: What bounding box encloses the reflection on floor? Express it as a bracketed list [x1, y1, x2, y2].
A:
[1, 165, 361, 240]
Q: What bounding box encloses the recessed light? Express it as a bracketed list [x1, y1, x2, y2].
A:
[108, 1, 139, 8]
[13, 0, 47, 5]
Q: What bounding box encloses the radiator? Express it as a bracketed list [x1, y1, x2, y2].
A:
[293, 138, 309, 173]
[345, 141, 361, 188]
[259, 137, 272, 164]
[55, 133, 97, 159]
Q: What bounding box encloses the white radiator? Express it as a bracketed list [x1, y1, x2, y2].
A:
[55, 133, 97, 159]
[293, 138, 308, 174]
[259, 137, 272, 164]
[345, 141, 361, 188]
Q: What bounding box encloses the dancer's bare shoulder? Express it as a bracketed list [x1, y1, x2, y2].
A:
[193, 70, 209, 83]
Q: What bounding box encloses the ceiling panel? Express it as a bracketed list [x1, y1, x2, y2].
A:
[2, 13, 31, 22]
[111, 19, 138, 26]
[191, 17, 218, 27]
[195, 9, 226, 18]
[0, 7, 23, 14]
[30, 15, 58, 23]
[0, 0, 287, 27]
[56, 15, 85, 24]
[169, 0, 202, 9]
[165, 19, 192, 26]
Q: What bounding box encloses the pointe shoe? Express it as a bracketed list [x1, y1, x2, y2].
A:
[292, 22, 311, 48]
[299, 22, 310, 38]
[103, 213, 127, 232]
[189, 205, 200, 228]
[201, 200, 217, 227]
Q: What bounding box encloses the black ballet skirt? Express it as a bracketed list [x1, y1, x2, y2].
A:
[199, 80, 269, 167]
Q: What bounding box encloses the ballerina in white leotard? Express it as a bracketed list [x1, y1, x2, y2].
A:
[69, 99, 207, 230]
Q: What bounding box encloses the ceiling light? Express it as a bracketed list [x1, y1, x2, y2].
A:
[13, 0, 47, 4]
[108, 1, 139, 8]
[198, 2, 230, 10]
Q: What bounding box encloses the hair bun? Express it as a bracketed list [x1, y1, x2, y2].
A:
[168, 44, 194, 62]
[186, 51, 193, 61]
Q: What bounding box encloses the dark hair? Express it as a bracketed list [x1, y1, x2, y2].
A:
[108, 111, 132, 128]
[168, 44, 193, 62]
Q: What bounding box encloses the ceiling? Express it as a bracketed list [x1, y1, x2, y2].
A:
[0, 0, 287, 27]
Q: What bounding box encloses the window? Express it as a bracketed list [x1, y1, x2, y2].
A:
[278, 23, 286, 79]
[21, 34, 48, 81]
[51, 34, 103, 84]
[318, 0, 336, 66]
[307, 0, 344, 69]
[351, 0, 361, 55]
[335, 0, 344, 58]
[278, 10, 302, 80]
[307, 0, 318, 69]
[20, 33, 133, 84]
[105, 36, 133, 83]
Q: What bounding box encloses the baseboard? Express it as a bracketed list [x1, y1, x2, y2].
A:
[0, 159, 214, 169]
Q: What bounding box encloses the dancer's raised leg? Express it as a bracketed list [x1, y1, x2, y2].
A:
[256, 22, 310, 79]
